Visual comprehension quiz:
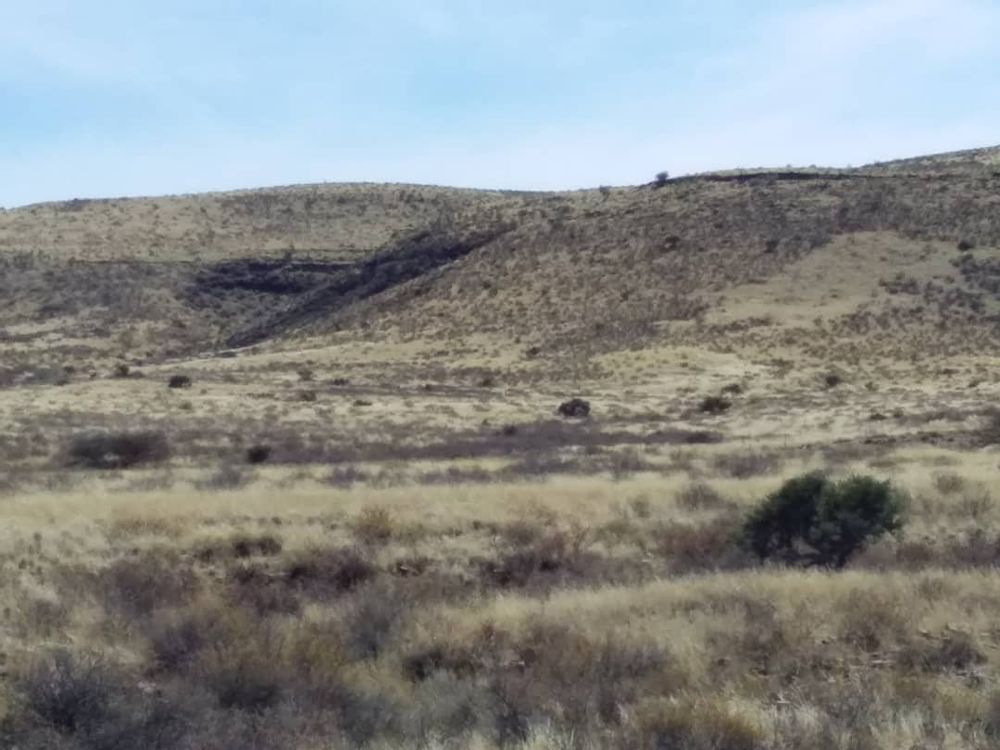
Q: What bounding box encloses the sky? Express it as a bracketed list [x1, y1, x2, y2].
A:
[1, 0, 999, 207]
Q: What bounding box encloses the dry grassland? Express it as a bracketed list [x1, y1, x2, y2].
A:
[0, 149, 999, 748]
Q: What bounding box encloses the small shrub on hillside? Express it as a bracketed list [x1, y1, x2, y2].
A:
[742, 472, 906, 568]
[65, 430, 170, 469]
[699, 396, 731, 415]
[167, 374, 192, 389]
[246, 444, 272, 464]
[654, 171, 670, 187]
[557, 398, 591, 418]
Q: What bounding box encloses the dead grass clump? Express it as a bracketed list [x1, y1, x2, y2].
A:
[498, 453, 586, 480]
[675, 481, 731, 511]
[481, 529, 585, 588]
[933, 471, 966, 495]
[65, 430, 170, 469]
[406, 621, 675, 736]
[654, 518, 746, 574]
[97, 551, 199, 619]
[146, 606, 238, 674]
[324, 465, 369, 488]
[227, 564, 302, 616]
[230, 532, 283, 559]
[711, 450, 781, 479]
[633, 697, 765, 750]
[419, 465, 494, 484]
[494, 519, 546, 548]
[194, 463, 252, 491]
[350, 505, 395, 546]
[943, 529, 1000, 568]
[610, 447, 652, 480]
[837, 589, 910, 652]
[198, 642, 288, 712]
[6, 649, 187, 748]
[285, 547, 375, 596]
[897, 630, 985, 673]
[479, 526, 640, 590]
[342, 582, 408, 660]
[18, 597, 71, 639]
[196, 532, 283, 562]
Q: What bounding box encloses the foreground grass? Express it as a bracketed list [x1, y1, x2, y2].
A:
[1, 451, 999, 749]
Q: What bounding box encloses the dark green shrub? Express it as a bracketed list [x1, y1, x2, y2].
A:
[742, 472, 905, 568]
[167, 374, 192, 389]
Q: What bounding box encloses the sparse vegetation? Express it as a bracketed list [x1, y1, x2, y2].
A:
[0, 145, 999, 748]
[65, 430, 170, 469]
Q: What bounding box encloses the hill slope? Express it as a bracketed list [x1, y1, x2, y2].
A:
[1, 147, 998, 385]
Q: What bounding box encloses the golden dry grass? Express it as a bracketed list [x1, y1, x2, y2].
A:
[0, 146, 998, 747]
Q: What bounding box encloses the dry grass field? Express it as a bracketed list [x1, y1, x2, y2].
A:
[0, 146, 998, 748]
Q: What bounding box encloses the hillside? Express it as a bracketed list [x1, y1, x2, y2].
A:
[1, 147, 998, 388]
[2, 149, 1000, 750]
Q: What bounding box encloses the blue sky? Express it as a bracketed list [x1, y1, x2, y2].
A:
[1, 0, 999, 206]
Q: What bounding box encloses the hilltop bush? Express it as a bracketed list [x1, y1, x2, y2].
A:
[742, 472, 906, 568]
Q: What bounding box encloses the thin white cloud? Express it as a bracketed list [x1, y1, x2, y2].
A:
[1, 0, 998, 206]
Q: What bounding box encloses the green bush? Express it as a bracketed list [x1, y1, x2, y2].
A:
[742, 472, 905, 568]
